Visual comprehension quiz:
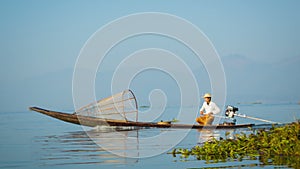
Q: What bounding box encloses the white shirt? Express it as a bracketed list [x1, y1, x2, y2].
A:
[199, 101, 220, 115]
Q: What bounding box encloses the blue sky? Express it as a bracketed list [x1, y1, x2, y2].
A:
[0, 0, 299, 112]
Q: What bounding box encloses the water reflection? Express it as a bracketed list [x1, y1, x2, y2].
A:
[85, 127, 140, 158]
[258, 154, 300, 168]
[225, 129, 236, 140]
[35, 128, 139, 166]
[35, 126, 282, 167]
[197, 129, 223, 144]
[36, 126, 216, 166]
[36, 125, 197, 167]
[186, 163, 260, 169]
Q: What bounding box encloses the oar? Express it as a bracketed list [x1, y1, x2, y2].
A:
[234, 113, 281, 124]
[213, 114, 281, 124]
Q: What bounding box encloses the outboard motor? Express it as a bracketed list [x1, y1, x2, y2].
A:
[223, 105, 238, 125]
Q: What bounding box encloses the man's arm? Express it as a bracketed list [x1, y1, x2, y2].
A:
[199, 103, 205, 115]
[211, 102, 221, 115]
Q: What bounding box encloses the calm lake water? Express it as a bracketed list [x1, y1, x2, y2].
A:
[0, 103, 299, 169]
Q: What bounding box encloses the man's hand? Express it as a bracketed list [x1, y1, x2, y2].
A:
[208, 112, 213, 115]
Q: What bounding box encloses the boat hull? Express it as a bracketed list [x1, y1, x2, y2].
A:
[29, 107, 254, 129]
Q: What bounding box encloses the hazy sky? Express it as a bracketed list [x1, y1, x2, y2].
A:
[0, 0, 299, 112]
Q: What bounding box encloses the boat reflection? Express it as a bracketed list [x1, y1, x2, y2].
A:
[35, 126, 243, 166]
[197, 129, 237, 144]
[35, 125, 193, 167]
[35, 127, 139, 166]
[85, 126, 140, 158]
[197, 129, 220, 144]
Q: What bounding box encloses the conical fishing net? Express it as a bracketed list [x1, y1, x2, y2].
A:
[76, 90, 138, 122]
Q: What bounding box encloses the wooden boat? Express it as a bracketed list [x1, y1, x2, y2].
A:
[29, 107, 254, 129]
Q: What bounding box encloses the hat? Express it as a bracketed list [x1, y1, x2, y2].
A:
[203, 93, 211, 98]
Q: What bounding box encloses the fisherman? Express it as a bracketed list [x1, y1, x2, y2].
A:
[196, 93, 220, 125]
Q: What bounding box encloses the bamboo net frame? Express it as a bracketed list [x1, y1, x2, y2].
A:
[76, 89, 138, 122]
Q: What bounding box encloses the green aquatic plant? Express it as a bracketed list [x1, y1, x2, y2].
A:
[171, 122, 300, 167]
[171, 118, 180, 123]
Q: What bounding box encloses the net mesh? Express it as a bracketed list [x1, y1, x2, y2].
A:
[76, 90, 138, 122]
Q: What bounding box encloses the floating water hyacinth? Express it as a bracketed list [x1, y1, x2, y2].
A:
[171, 120, 300, 168]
